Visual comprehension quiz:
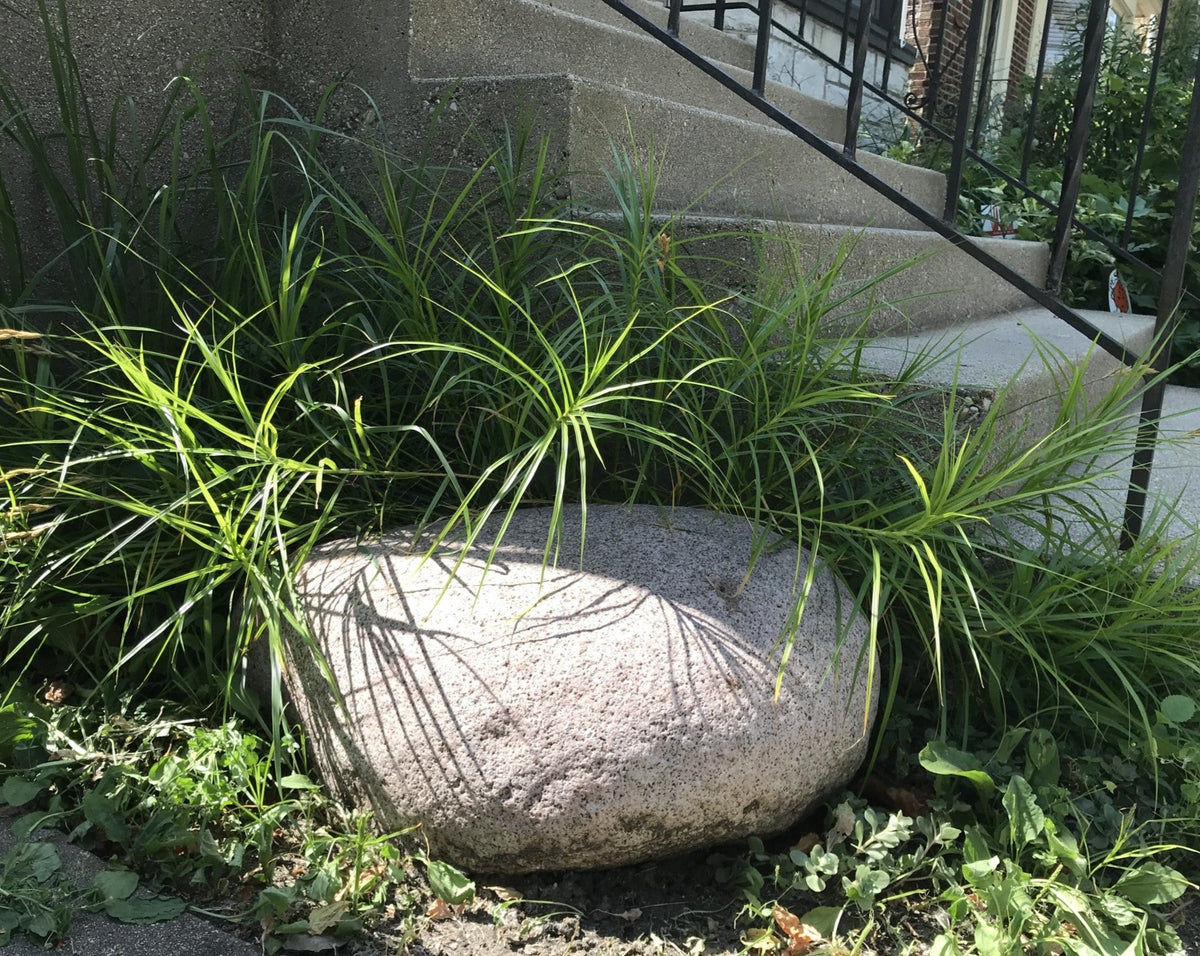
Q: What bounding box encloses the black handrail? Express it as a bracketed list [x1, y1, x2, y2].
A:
[679, 0, 1200, 314]
[598, 0, 1200, 542]
[1045, 0, 1109, 294]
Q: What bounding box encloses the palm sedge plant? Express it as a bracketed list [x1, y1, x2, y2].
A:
[0, 0, 1199, 814]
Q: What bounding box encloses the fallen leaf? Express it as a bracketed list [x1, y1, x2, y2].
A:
[104, 895, 187, 924]
[280, 935, 340, 953]
[425, 898, 466, 921]
[618, 908, 642, 922]
[486, 884, 522, 901]
[862, 774, 930, 818]
[791, 832, 821, 854]
[426, 898, 454, 920]
[333, 862, 389, 901]
[773, 905, 823, 955]
[308, 900, 349, 935]
[43, 681, 72, 706]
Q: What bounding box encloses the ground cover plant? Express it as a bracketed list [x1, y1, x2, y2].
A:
[2, 1, 1200, 952]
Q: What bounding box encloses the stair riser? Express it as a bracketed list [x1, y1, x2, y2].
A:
[408, 0, 851, 144]
[412, 75, 945, 229]
[608, 217, 1049, 336]
[758, 225, 1049, 335]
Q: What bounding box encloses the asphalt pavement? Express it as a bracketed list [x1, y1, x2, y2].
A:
[0, 813, 260, 956]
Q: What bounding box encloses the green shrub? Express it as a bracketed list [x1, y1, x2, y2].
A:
[893, 0, 1200, 382]
[2, 55, 1196, 765]
[3, 4, 1200, 949]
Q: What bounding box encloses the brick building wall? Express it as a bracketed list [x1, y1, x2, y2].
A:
[904, 0, 1040, 124]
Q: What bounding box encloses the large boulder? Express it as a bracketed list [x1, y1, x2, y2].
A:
[276, 505, 876, 873]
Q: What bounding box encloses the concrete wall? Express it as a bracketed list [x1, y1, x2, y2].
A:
[0, 0, 272, 301]
[1, 0, 901, 309]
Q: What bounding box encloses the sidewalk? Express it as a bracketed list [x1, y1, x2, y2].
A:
[0, 815, 259, 956]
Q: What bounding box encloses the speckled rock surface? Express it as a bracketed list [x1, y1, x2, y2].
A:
[279, 505, 876, 873]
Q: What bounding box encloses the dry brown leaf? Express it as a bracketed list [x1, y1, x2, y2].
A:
[308, 900, 350, 935]
[426, 898, 455, 920]
[334, 862, 389, 901]
[617, 908, 642, 922]
[862, 774, 930, 818]
[43, 680, 72, 706]
[772, 905, 823, 955]
[791, 832, 821, 854]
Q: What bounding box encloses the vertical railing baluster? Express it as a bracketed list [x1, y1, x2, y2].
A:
[839, 0, 853, 65]
[753, 0, 774, 94]
[1122, 0, 1171, 251]
[668, 0, 682, 36]
[1121, 44, 1200, 545]
[972, 0, 1005, 148]
[880, 0, 899, 96]
[795, 0, 810, 52]
[943, 0, 987, 222]
[1045, 0, 1107, 293]
[924, 0, 956, 127]
[845, 0, 875, 155]
[714, 0, 727, 30]
[1020, 0, 1058, 182]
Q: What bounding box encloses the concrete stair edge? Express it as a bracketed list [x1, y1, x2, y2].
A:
[411, 73, 946, 229]
[854, 308, 1157, 441]
[409, 0, 853, 144]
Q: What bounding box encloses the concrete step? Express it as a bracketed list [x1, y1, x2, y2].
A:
[583, 214, 1047, 335]
[1149, 385, 1200, 535]
[409, 0, 855, 145]
[412, 74, 945, 229]
[757, 225, 1049, 335]
[534, 0, 761, 75]
[987, 382, 1200, 566]
[855, 308, 1157, 449]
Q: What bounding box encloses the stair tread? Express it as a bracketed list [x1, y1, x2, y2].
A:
[993, 381, 1200, 556]
[857, 309, 1156, 386]
[411, 0, 850, 142]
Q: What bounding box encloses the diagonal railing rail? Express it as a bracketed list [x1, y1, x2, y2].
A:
[598, 0, 1200, 543]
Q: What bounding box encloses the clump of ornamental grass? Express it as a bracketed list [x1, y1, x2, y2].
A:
[2, 21, 1200, 766]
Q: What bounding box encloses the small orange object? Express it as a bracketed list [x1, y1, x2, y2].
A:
[772, 905, 823, 955]
[426, 898, 455, 920]
[42, 680, 72, 705]
[1108, 269, 1130, 313]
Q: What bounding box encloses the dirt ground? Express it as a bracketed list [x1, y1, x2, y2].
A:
[337, 847, 1200, 956]
[359, 852, 1200, 956]
[399, 849, 748, 956]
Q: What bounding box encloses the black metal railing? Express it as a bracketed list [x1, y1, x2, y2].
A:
[600, 0, 1200, 542]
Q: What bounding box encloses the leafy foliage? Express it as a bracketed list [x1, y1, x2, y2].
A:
[713, 710, 1198, 955]
[2, 2, 1200, 952]
[892, 0, 1200, 382]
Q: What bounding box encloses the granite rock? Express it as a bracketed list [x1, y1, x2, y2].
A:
[277, 505, 876, 873]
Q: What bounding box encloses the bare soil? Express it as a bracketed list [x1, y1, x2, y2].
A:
[400, 849, 747, 956]
[357, 853, 1200, 956]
